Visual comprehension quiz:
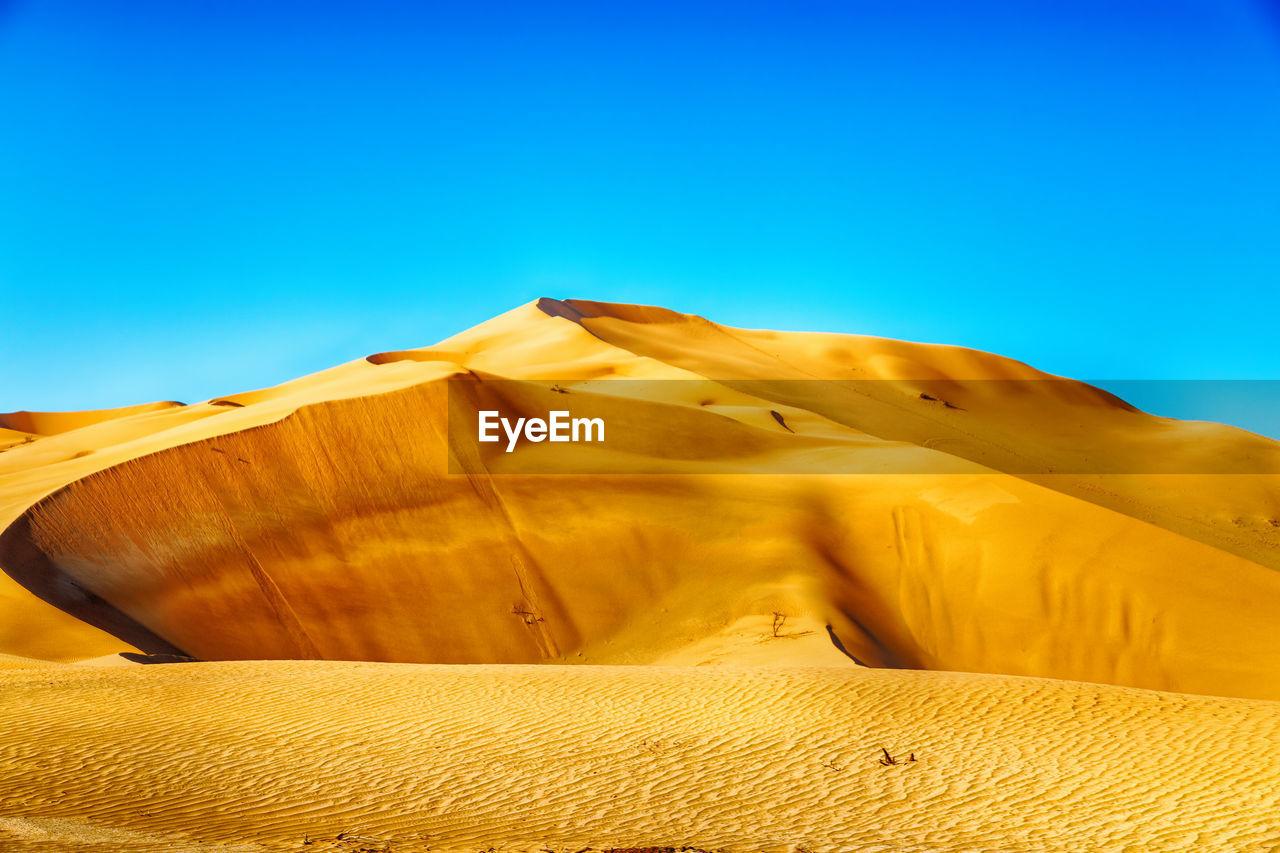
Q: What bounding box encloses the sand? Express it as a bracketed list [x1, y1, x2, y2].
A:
[4, 661, 1280, 853]
[1, 298, 1278, 851]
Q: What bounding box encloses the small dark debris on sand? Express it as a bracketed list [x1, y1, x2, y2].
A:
[919, 392, 965, 411]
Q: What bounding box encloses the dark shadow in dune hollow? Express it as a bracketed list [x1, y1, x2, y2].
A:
[0, 511, 190, 658]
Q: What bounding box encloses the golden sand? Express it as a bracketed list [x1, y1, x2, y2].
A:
[1, 299, 1278, 851]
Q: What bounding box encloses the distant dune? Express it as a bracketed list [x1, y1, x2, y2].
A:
[0, 402, 187, 437]
[2, 299, 1279, 851]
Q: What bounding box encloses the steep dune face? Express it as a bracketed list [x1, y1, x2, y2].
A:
[0, 347, 461, 662]
[2, 299, 1280, 699]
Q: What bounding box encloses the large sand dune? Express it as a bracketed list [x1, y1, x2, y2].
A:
[2, 298, 1279, 851]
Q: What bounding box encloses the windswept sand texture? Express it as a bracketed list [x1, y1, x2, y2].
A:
[2, 299, 1279, 851]
[4, 662, 1280, 853]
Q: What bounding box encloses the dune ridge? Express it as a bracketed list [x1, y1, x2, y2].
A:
[3, 300, 1280, 695]
[0, 402, 187, 437]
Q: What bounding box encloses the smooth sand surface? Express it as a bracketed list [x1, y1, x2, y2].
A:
[2, 298, 1279, 851]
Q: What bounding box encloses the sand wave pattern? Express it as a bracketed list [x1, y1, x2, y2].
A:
[3, 662, 1280, 853]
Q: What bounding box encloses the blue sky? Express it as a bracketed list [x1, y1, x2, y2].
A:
[2, 1, 1278, 432]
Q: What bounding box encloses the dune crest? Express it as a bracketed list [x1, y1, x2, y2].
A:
[0, 402, 187, 437]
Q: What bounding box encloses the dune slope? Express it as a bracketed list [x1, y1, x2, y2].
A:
[2, 300, 1279, 698]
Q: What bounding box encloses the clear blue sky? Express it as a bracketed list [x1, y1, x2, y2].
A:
[2, 1, 1279, 429]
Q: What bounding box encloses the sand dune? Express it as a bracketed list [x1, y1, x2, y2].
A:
[0, 402, 187, 437]
[3, 299, 1280, 694]
[3, 298, 1280, 851]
